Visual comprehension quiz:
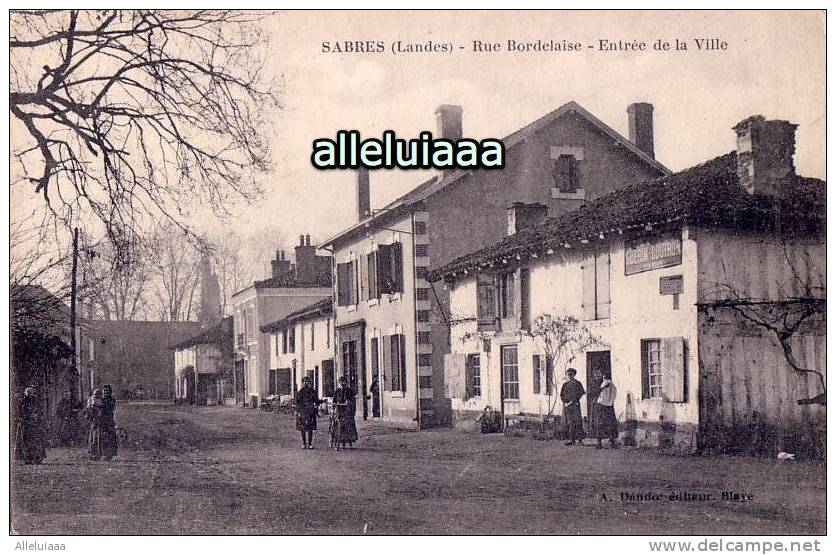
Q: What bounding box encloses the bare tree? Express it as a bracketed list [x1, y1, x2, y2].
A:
[10, 10, 280, 258]
[526, 314, 604, 416]
[148, 224, 202, 322]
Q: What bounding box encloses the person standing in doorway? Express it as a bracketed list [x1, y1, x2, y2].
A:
[560, 368, 586, 445]
[295, 376, 323, 449]
[369, 376, 381, 418]
[594, 373, 619, 449]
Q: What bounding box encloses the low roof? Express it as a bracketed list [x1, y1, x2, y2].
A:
[170, 317, 234, 351]
[321, 101, 671, 248]
[429, 152, 825, 283]
[260, 296, 333, 333]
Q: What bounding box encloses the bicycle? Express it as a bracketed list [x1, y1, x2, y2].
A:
[327, 402, 342, 450]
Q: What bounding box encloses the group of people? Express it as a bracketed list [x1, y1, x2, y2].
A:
[560, 368, 620, 448]
[14, 384, 119, 465]
[295, 375, 358, 449]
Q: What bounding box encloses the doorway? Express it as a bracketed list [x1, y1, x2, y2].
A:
[586, 350, 611, 426]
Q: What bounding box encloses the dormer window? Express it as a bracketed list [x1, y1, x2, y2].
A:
[553, 154, 580, 193]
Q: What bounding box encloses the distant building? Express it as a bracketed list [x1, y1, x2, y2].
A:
[430, 115, 825, 453]
[261, 296, 335, 402]
[322, 101, 669, 428]
[232, 235, 332, 407]
[171, 317, 234, 405]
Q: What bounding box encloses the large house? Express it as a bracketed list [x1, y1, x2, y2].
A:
[261, 296, 335, 402]
[429, 115, 825, 454]
[321, 101, 670, 428]
[232, 235, 332, 407]
[172, 317, 234, 405]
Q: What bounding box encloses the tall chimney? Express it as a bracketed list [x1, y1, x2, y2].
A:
[295, 233, 318, 284]
[271, 250, 291, 278]
[733, 115, 797, 198]
[435, 104, 463, 143]
[357, 168, 370, 221]
[627, 103, 655, 159]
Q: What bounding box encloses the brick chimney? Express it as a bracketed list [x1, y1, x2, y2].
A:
[627, 103, 655, 159]
[294, 234, 318, 284]
[733, 115, 797, 198]
[270, 250, 291, 278]
[357, 168, 370, 222]
[507, 202, 548, 236]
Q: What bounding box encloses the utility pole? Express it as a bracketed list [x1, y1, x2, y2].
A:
[69, 227, 79, 403]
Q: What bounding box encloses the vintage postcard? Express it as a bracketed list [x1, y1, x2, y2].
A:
[6, 7, 827, 548]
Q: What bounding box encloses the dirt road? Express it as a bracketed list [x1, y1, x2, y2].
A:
[11, 402, 825, 535]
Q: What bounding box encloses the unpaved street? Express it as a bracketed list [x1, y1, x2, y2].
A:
[11, 402, 826, 535]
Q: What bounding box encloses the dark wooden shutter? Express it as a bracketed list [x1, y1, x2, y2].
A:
[519, 268, 531, 331]
[465, 358, 474, 399]
[595, 250, 611, 319]
[399, 334, 407, 392]
[390, 335, 401, 391]
[641, 341, 650, 399]
[581, 256, 596, 320]
[337, 263, 351, 306]
[351, 260, 359, 305]
[367, 252, 378, 299]
[382, 335, 392, 391]
[532, 354, 541, 394]
[391, 242, 403, 293]
[476, 273, 498, 331]
[359, 253, 368, 302]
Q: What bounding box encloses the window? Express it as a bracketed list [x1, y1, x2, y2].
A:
[288, 326, 296, 353]
[268, 369, 278, 396]
[310, 323, 315, 351]
[377, 242, 403, 295]
[414, 221, 427, 234]
[643, 339, 663, 399]
[416, 287, 430, 301]
[476, 273, 498, 331]
[384, 334, 407, 392]
[553, 154, 580, 193]
[499, 272, 516, 319]
[582, 250, 611, 320]
[641, 337, 686, 402]
[532, 354, 543, 394]
[415, 244, 428, 257]
[367, 252, 378, 299]
[466, 353, 481, 398]
[501, 345, 519, 400]
[370, 337, 380, 385]
[282, 330, 288, 354]
[326, 318, 331, 348]
[337, 261, 358, 306]
[322, 359, 335, 397]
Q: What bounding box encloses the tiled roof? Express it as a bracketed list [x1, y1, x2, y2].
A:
[252, 257, 332, 289]
[260, 296, 333, 333]
[429, 152, 825, 283]
[321, 101, 671, 248]
[170, 317, 234, 352]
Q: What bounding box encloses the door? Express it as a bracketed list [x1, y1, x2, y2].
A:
[234, 360, 245, 404]
[586, 350, 612, 427]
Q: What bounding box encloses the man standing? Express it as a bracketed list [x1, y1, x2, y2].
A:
[369, 375, 381, 418]
[560, 368, 585, 445]
[295, 376, 323, 449]
[594, 373, 619, 449]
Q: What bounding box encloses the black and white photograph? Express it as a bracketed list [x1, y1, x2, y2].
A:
[5, 6, 828, 547]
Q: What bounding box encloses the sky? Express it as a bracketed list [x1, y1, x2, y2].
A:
[226, 10, 825, 260]
[10, 10, 826, 281]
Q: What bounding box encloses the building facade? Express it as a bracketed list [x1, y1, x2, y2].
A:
[430, 115, 825, 453]
[232, 235, 332, 406]
[323, 101, 669, 428]
[262, 297, 335, 402]
[172, 317, 234, 405]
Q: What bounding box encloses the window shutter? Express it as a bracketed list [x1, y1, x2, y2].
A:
[444, 353, 466, 399]
[399, 334, 407, 392]
[532, 354, 541, 394]
[519, 268, 531, 331]
[377, 244, 393, 295]
[351, 260, 359, 305]
[370, 337, 379, 381]
[581, 256, 596, 320]
[390, 334, 401, 391]
[595, 250, 611, 319]
[641, 341, 650, 400]
[359, 253, 368, 302]
[381, 336, 392, 391]
[391, 242, 404, 293]
[337, 263, 350, 306]
[545, 356, 554, 396]
[476, 273, 498, 331]
[367, 252, 378, 299]
[464, 358, 474, 399]
[662, 337, 686, 402]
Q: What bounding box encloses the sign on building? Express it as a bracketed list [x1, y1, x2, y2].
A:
[625, 234, 682, 275]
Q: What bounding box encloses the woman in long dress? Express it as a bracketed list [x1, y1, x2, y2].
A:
[333, 376, 358, 448]
[16, 386, 46, 464]
[86, 386, 118, 460]
[295, 376, 323, 449]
